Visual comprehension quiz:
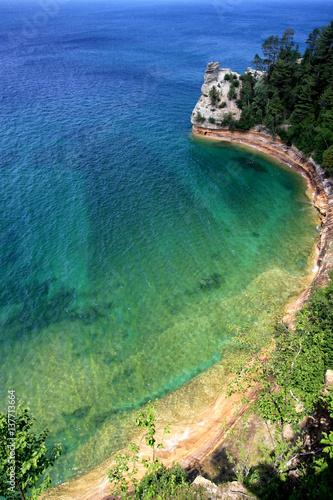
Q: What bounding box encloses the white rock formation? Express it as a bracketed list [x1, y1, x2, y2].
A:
[191, 61, 242, 129]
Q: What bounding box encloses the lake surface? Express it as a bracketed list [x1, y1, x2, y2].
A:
[0, 0, 331, 483]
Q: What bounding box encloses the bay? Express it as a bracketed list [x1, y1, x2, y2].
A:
[0, 0, 331, 483]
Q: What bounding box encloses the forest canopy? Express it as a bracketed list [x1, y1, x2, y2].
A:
[235, 22, 333, 176]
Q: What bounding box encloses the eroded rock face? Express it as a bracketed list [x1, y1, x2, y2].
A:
[203, 61, 220, 85]
[191, 61, 243, 128]
[192, 62, 265, 131]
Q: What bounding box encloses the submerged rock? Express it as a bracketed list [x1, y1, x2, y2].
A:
[199, 273, 222, 291]
[63, 405, 91, 421]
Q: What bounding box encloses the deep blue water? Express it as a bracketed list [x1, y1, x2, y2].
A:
[0, 0, 332, 484]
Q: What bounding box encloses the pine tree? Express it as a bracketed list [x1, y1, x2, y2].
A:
[280, 28, 294, 50]
[262, 35, 280, 67]
[291, 82, 314, 122]
[323, 145, 333, 176]
[252, 53, 265, 71]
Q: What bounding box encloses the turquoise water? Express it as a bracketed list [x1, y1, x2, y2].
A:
[0, 0, 330, 484]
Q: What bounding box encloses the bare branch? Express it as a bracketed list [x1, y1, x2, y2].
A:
[230, 491, 256, 499]
[289, 388, 308, 414]
[290, 340, 302, 373]
[283, 447, 325, 469]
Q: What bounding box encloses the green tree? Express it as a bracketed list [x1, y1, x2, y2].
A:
[323, 145, 333, 175]
[252, 79, 269, 120]
[318, 86, 333, 114]
[226, 297, 325, 432]
[0, 403, 61, 500]
[252, 54, 265, 71]
[228, 84, 237, 100]
[264, 92, 284, 133]
[291, 82, 314, 122]
[280, 28, 295, 50]
[209, 85, 219, 106]
[269, 60, 297, 117]
[108, 402, 171, 498]
[262, 35, 280, 67]
[305, 27, 321, 59]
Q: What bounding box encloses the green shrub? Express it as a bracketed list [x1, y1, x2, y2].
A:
[209, 85, 219, 106]
[196, 111, 205, 123]
[135, 463, 189, 499]
[228, 85, 237, 100]
[0, 403, 61, 500]
[208, 117, 216, 124]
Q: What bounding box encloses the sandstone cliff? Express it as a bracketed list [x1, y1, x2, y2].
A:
[191, 61, 263, 129]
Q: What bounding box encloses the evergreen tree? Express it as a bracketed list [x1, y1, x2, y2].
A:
[305, 27, 321, 57]
[225, 22, 333, 174]
[252, 53, 265, 71]
[291, 81, 314, 122]
[323, 145, 333, 176]
[280, 28, 294, 49]
[262, 35, 280, 67]
[264, 92, 284, 133]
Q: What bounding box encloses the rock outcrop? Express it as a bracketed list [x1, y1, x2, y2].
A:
[191, 61, 242, 127]
[191, 61, 264, 130]
[192, 476, 256, 499]
[325, 369, 333, 389]
[202, 61, 220, 87]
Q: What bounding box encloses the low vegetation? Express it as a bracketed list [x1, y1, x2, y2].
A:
[0, 404, 61, 500]
[107, 403, 209, 499]
[108, 274, 333, 499]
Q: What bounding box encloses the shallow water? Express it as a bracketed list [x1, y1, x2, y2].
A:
[0, 0, 330, 483]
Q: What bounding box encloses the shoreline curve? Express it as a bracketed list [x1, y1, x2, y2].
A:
[192, 125, 333, 317]
[44, 127, 333, 500]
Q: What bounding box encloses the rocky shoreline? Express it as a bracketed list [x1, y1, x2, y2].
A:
[191, 60, 333, 309]
[192, 125, 333, 317]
